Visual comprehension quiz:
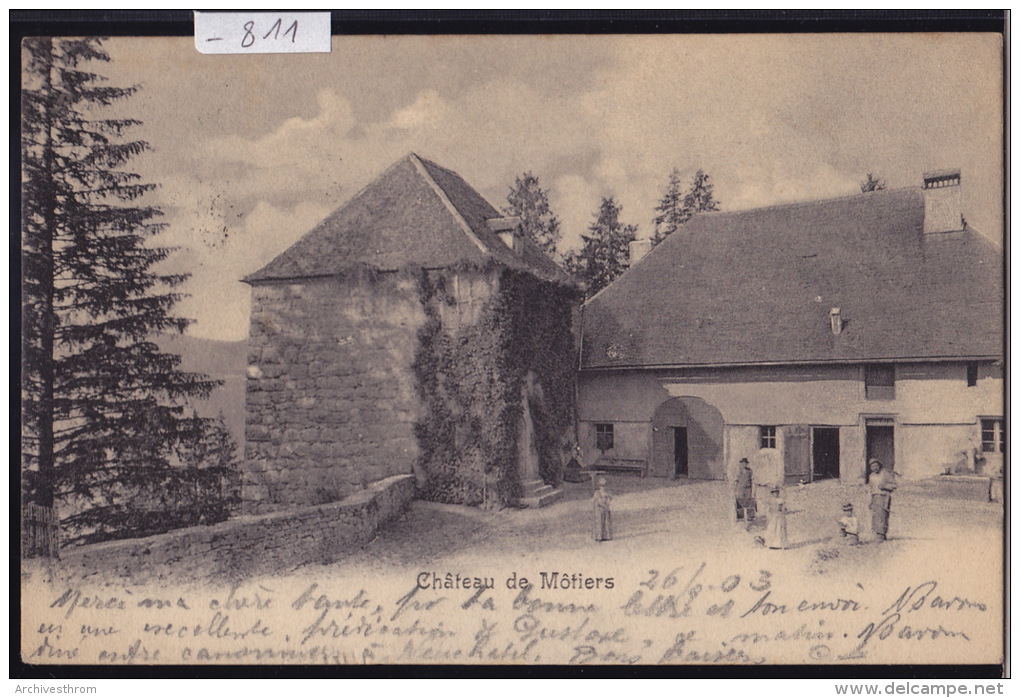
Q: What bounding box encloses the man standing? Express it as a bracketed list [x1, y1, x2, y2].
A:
[868, 458, 898, 541]
[734, 458, 756, 528]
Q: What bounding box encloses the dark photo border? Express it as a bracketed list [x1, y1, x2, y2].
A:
[10, 9, 1008, 681]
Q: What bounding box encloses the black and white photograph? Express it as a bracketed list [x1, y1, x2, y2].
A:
[17, 20, 1005, 672]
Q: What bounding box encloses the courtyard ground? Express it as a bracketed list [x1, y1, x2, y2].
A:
[329, 474, 1003, 581]
[273, 473, 1003, 666]
[21, 474, 1005, 667]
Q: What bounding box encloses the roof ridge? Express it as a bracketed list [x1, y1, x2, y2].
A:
[411, 152, 461, 177]
[967, 225, 1002, 249]
[241, 160, 414, 284]
[409, 154, 490, 256]
[689, 185, 918, 222]
[583, 212, 684, 305]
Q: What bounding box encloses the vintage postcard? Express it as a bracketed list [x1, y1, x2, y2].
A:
[19, 29, 1005, 670]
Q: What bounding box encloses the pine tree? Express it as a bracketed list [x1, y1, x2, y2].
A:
[181, 411, 238, 472]
[563, 197, 638, 299]
[502, 171, 561, 256]
[21, 38, 220, 541]
[179, 411, 242, 522]
[651, 168, 720, 246]
[860, 172, 887, 193]
[652, 168, 685, 246]
[684, 169, 720, 218]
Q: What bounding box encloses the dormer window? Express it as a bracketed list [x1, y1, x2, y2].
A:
[486, 216, 523, 255]
[829, 307, 843, 335]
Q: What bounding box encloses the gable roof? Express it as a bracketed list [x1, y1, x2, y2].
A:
[581, 187, 1003, 369]
[245, 154, 574, 286]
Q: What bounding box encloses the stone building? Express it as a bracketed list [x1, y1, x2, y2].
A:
[242, 154, 577, 514]
[578, 171, 1003, 484]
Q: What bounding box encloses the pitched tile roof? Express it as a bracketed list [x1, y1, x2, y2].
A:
[245, 154, 574, 286]
[581, 187, 1003, 369]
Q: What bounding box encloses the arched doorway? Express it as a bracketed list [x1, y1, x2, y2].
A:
[650, 396, 725, 479]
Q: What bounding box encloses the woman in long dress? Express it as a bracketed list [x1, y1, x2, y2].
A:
[593, 477, 612, 542]
[765, 486, 788, 549]
[868, 458, 897, 541]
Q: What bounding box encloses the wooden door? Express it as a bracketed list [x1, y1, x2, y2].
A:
[783, 425, 811, 485]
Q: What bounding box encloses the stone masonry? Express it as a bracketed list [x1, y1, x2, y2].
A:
[243, 275, 425, 514]
[56, 474, 415, 584]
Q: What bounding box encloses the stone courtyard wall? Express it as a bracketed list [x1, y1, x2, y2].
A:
[57, 474, 415, 584]
[244, 274, 425, 514]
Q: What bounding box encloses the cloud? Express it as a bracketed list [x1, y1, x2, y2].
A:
[166, 78, 600, 243]
[200, 88, 357, 168]
[162, 199, 331, 341]
[557, 34, 1001, 246]
[385, 89, 451, 130]
[122, 34, 999, 340]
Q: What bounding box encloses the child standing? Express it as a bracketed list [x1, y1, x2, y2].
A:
[837, 503, 860, 545]
[593, 477, 613, 542]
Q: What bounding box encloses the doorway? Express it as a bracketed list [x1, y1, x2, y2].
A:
[866, 423, 895, 482]
[812, 427, 840, 480]
[650, 396, 724, 479]
[673, 427, 688, 477]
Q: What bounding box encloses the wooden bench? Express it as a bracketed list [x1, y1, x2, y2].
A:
[592, 456, 648, 478]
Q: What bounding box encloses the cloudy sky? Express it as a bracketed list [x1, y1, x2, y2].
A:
[93, 33, 1002, 341]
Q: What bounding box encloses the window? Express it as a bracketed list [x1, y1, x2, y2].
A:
[865, 364, 896, 400]
[595, 423, 614, 452]
[759, 425, 777, 449]
[967, 362, 978, 387]
[981, 419, 1004, 454]
[440, 273, 488, 329]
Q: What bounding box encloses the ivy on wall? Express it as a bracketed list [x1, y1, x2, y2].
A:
[413, 266, 578, 508]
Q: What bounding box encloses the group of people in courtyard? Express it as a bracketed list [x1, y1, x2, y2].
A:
[733, 455, 899, 548]
[587, 449, 899, 547]
[734, 457, 789, 548]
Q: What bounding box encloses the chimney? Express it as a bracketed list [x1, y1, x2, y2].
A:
[829, 307, 843, 335]
[629, 239, 652, 266]
[486, 216, 522, 254]
[922, 169, 963, 234]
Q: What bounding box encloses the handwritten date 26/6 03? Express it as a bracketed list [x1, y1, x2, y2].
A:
[623, 564, 773, 619]
[639, 566, 772, 594]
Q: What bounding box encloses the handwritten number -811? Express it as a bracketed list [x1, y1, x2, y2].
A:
[241, 19, 299, 48]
